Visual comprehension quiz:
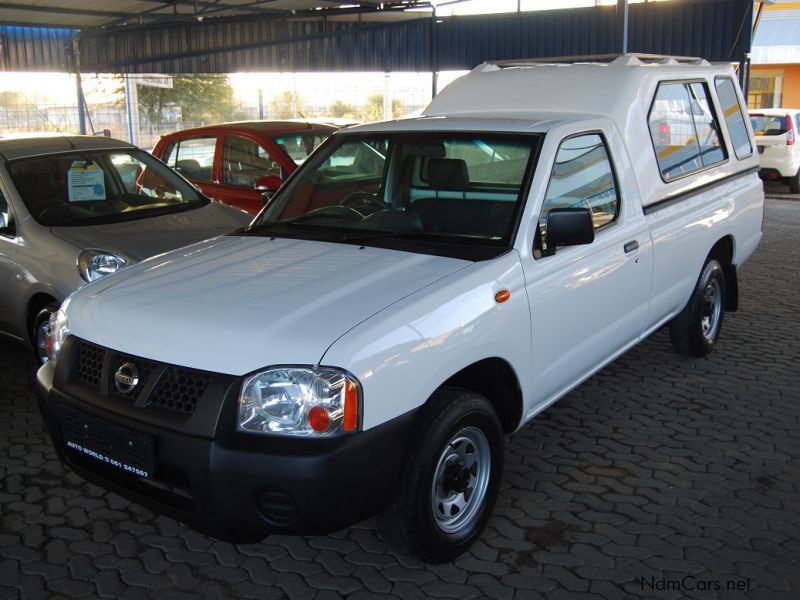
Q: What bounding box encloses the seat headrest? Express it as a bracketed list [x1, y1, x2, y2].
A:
[426, 158, 469, 191]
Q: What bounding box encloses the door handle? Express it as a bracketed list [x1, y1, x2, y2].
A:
[623, 240, 639, 253]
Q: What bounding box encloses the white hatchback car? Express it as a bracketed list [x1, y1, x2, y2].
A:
[0, 135, 251, 362]
[749, 108, 800, 192]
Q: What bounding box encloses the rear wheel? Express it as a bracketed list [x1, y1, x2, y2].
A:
[32, 303, 59, 365]
[669, 259, 725, 357]
[379, 387, 504, 563]
[788, 168, 800, 194]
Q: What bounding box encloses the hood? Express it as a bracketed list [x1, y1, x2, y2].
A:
[50, 202, 252, 262]
[66, 236, 470, 375]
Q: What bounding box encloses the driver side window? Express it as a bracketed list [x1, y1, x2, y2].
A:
[537, 133, 620, 256]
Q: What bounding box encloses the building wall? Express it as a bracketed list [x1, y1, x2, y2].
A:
[751, 64, 800, 108]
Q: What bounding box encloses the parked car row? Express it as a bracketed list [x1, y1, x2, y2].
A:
[0, 119, 349, 363]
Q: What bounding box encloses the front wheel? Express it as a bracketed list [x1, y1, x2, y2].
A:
[32, 303, 59, 365]
[669, 258, 726, 357]
[379, 387, 504, 563]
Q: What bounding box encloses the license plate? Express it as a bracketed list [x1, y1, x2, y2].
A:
[59, 406, 156, 478]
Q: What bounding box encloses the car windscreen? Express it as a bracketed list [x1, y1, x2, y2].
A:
[7, 148, 207, 227]
[246, 132, 539, 260]
[273, 132, 331, 165]
[750, 114, 788, 136]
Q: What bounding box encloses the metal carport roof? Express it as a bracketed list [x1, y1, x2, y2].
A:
[0, 0, 424, 30]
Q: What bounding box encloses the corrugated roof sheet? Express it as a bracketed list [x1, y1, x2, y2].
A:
[1, 0, 753, 73]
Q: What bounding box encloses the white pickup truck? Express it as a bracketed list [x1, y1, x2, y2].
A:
[37, 55, 763, 562]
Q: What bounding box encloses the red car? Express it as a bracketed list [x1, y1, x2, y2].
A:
[152, 121, 337, 214]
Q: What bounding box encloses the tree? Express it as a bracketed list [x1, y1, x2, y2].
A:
[328, 100, 358, 119]
[361, 94, 406, 122]
[361, 94, 384, 123]
[137, 75, 241, 126]
[391, 98, 405, 118]
[268, 90, 305, 120]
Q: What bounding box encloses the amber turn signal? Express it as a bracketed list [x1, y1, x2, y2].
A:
[343, 380, 359, 431]
[495, 289, 511, 303]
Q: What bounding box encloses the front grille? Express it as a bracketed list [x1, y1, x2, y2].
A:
[69, 339, 221, 417]
[151, 368, 211, 415]
[74, 342, 105, 388]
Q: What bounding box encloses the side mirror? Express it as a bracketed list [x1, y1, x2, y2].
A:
[254, 175, 283, 193]
[544, 208, 594, 254]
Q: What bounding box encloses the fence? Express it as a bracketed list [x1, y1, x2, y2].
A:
[0, 71, 463, 149]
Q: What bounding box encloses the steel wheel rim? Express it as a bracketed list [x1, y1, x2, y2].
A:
[701, 278, 722, 341]
[431, 426, 491, 534]
[36, 318, 51, 365]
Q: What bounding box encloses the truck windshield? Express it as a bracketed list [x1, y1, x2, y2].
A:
[249, 132, 539, 259]
[7, 149, 206, 227]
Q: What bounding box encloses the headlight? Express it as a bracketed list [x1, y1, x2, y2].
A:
[77, 249, 128, 283]
[238, 367, 360, 437]
[47, 305, 70, 362]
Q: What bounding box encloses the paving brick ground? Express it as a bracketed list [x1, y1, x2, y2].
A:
[1, 199, 799, 600]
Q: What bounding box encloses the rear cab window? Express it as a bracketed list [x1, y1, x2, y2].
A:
[715, 77, 753, 159]
[648, 81, 728, 181]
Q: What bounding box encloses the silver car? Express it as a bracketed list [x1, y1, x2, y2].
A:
[0, 135, 252, 362]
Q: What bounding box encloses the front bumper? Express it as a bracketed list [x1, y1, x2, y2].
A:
[36, 360, 415, 543]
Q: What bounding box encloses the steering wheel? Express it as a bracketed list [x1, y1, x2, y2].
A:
[339, 191, 387, 216]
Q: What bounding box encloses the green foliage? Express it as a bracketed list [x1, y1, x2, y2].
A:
[361, 94, 384, 123]
[361, 94, 406, 122]
[138, 75, 241, 125]
[268, 90, 306, 120]
[328, 100, 358, 119]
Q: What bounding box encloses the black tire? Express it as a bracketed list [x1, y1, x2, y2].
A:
[669, 258, 726, 357]
[32, 303, 59, 365]
[788, 169, 800, 194]
[378, 387, 504, 563]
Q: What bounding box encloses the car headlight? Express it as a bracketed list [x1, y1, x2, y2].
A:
[238, 367, 360, 437]
[47, 305, 70, 362]
[77, 249, 128, 283]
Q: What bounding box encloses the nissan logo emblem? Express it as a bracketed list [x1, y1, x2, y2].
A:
[114, 362, 139, 394]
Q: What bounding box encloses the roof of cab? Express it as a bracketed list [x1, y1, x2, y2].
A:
[0, 135, 133, 161]
[422, 54, 736, 122]
[342, 114, 592, 135]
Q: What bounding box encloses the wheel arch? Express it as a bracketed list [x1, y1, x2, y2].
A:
[708, 235, 738, 312]
[429, 357, 524, 434]
[26, 292, 60, 345]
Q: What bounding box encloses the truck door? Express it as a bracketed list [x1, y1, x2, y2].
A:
[522, 132, 653, 409]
